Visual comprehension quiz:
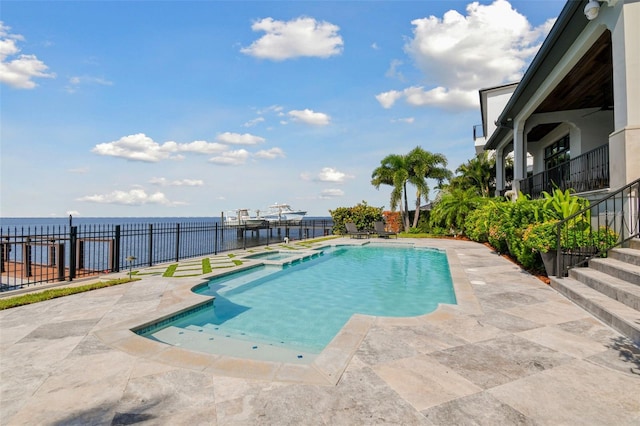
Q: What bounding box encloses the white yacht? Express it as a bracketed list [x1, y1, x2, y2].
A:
[224, 209, 267, 227]
[263, 203, 307, 223]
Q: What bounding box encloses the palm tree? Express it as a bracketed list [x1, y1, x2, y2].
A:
[371, 154, 410, 229]
[450, 151, 514, 197]
[372, 148, 452, 230]
[405, 147, 451, 228]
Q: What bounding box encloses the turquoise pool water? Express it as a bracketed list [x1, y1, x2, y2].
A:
[142, 244, 455, 358]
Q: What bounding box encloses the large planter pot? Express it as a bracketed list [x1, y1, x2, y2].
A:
[540, 250, 558, 277]
[541, 247, 597, 277]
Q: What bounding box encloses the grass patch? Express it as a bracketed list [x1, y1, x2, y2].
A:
[0, 278, 139, 310]
[163, 264, 178, 277]
[232, 260, 243, 266]
[202, 258, 212, 274]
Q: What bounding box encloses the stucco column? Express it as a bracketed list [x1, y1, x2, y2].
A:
[609, 0, 640, 188]
[512, 119, 527, 193]
[495, 147, 505, 196]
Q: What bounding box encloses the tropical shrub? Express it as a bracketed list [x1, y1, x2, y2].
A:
[542, 188, 590, 221]
[464, 207, 490, 242]
[523, 219, 560, 253]
[383, 210, 402, 233]
[430, 188, 482, 234]
[330, 201, 384, 234]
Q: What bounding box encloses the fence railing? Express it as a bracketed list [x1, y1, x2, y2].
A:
[553, 178, 640, 277]
[520, 144, 609, 199]
[1, 219, 334, 291]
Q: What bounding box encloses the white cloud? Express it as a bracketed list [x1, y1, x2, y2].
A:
[243, 117, 265, 127]
[65, 75, 113, 93]
[320, 189, 344, 198]
[208, 149, 250, 166]
[316, 167, 353, 183]
[375, 90, 403, 109]
[404, 86, 478, 110]
[377, 0, 554, 110]
[385, 59, 405, 81]
[66, 210, 80, 216]
[92, 134, 228, 162]
[288, 109, 330, 126]
[149, 177, 204, 187]
[216, 132, 265, 145]
[176, 140, 227, 154]
[241, 17, 343, 60]
[254, 147, 285, 160]
[0, 22, 55, 89]
[392, 117, 415, 124]
[78, 188, 183, 206]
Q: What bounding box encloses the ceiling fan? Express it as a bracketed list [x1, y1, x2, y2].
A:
[582, 104, 614, 117]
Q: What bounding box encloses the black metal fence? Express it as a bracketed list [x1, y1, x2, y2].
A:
[1, 219, 334, 291]
[520, 144, 609, 199]
[553, 178, 639, 277]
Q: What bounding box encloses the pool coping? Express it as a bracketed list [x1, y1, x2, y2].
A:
[93, 239, 482, 386]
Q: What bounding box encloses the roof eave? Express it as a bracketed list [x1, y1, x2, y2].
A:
[484, 0, 586, 150]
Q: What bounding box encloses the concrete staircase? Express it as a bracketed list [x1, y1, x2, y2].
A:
[550, 238, 640, 345]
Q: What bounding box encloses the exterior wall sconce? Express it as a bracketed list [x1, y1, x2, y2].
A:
[584, 0, 619, 21]
[584, 0, 601, 20]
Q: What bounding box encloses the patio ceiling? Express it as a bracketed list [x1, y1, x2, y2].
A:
[527, 31, 613, 143]
[535, 31, 613, 114]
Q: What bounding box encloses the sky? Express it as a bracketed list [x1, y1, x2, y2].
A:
[0, 0, 566, 218]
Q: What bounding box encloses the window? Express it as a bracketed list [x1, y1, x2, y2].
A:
[545, 135, 570, 170]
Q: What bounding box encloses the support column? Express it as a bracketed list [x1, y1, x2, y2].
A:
[512, 120, 527, 194]
[609, 1, 640, 188]
[495, 147, 505, 196]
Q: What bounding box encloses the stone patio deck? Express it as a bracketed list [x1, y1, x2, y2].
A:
[1, 238, 638, 425]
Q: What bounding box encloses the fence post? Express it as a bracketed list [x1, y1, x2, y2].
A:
[0, 242, 5, 273]
[214, 223, 218, 255]
[113, 225, 121, 273]
[77, 240, 85, 270]
[148, 224, 153, 267]
[69, 226, 77, 281]
[57, 243, 65, 281]
[175, 223, 180, 262]
[23, 238, 32, 277]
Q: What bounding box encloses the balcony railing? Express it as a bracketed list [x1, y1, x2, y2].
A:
[473, 124, 485, 140]
[520, 144, 609, 199]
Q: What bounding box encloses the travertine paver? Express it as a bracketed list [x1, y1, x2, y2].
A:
[1, 238, 639, 425]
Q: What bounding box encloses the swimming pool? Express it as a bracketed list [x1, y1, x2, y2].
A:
[140, 244, 456, 362]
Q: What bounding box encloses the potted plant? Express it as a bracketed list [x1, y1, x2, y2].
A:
[523, 219, 560, 275]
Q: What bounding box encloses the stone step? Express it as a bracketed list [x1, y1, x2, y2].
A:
[609, 247, 640, 267]
[569, 267, 640, 311]
[589, 257, 640, 285]
[549, 276, 640, 345]
[628, 238, 640, 250]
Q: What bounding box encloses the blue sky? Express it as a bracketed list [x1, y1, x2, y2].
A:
[1, 0, 565, 218]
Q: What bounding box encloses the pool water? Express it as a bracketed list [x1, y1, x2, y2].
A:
[142, 244, 456, 360]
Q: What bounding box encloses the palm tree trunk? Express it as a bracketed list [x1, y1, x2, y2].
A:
[412, 195, 420, 228]
[403, 183, 410, 229]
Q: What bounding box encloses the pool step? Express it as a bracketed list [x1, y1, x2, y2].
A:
[150, 326, 317, 364]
